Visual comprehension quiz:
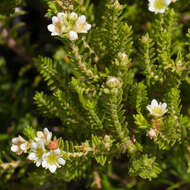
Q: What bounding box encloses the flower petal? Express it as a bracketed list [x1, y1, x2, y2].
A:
[11, 145, 18, 152]
[20, 143, 27, 151]
[47, 24, 55, 33]
[49, 165, 57, 173]
[57, 12, 66, 19]
[70, 12, 78, 20]
[42, 160, 48, 168]
[77, 15, 86, 24]
[52, 16, 58, 23]
[28, 152, 36, 161]
[151, 99, 158, 107]
[36, 161, 41, 167]
[53, 148, 60, 154]
[68, 31, 78, 41]
[58, 158, 66, 166]
[12, 137, 19, 144]
[161, 103, 167, 110]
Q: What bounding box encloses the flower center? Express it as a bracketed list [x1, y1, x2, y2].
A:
[154, 0, 166, 10]
[46, 152, 58, 165]
[55, 21, 64, 34]
[36, 147, 44, 159]
[152, 107, 163, 115]
[75, 23, 85, 33]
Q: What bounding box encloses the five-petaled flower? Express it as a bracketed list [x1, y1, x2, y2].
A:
[11, 136, 28, 155]
[148, 0, 171, 13]
[42, 148, 66, 173]
[47, 13, 65, 36]
[147, 99, 168, 118]
[28, 140, 46, 167]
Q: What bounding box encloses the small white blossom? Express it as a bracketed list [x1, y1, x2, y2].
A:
[68, 30, 78, 41]
[42, 148, 66, 173]
[28, 140, 46, 167]
[69, 12, 78, 20]
[106, 77, 122, 88]
[148, 0, 171, 13]
[147, 99, 167, 117]
[147, 128, 157, 139]
[36, 128, 52, 145]
[47, 14, 65, 36]
[11, 136, 28, 155]
[75, 15, 91, 33]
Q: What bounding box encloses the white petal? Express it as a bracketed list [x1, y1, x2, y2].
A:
[151, 99, 158, 107]
[12, 137, 19, 144]
[57, 12, 66, 19]
[20, 143, 27, 151]
[37, 131, 44, 138]
[165, 0, 171, 5]
[38, 140, 45, 148]
[11, 145, 18, 152]
[149, 5, 155, 12]
[77, 15, 86, 24]
[48, 24, 55, 33]
[49, 165, 57, 173]
[70, 12, 78, 20]
[44, 128, 49, 136]
[161, 103, 167, 110]
[51, 32, 59, 36]
[58, 158, 66, 166]
[147, 105, 152, 113]
[28, 153, 36, 161]
[61, 26, 65, 33]
[52, 16, 58, 23]
[42, 160, 48, 168]
[31, 141, 37, 149]
[68, 31, 78, 41]
[53, 148, 60, 154]
[159, 8, 166, 13]
[85, 24, 91, 31]
[36, 161, 41, 167]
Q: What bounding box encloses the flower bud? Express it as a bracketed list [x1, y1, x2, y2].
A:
[118, 52, 128, 62]
[147, 128, 157, 139]
[106, 77, 122, 88]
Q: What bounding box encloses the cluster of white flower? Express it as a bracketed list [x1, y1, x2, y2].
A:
[148, 0, 177, 14]
[47, 12, 91, 41]
[11, 136, 29, 155]
[11, 128, 66, 173]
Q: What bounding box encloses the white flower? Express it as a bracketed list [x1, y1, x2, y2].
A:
[28, 140, 46, 167]
[42, 148, 66, 173]
[57, 12, 67, 20]
[11, 136, 28, 155]
[68, 30, 78, 41]
[36, 128, 52, 145]
[47, 15, 65, 36]
[75, 15, 91, 33]
[147, 99, 167, 117]
[147, 128, 157, 139]
[148, 0, 171, 13]
[69, 12, 78, 20]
